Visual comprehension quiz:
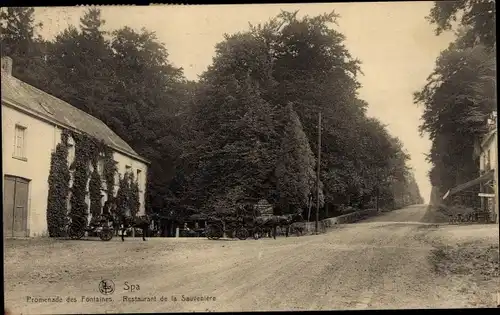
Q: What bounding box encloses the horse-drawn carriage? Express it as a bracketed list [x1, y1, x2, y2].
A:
[204, 203, 304, 240]
[204, 213, 256, 240]
[64, 213, 115, 241]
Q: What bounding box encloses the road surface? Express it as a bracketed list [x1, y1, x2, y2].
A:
[4, 204, 498, 313]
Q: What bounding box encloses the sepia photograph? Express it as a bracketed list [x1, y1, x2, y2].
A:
[1, 1, 498, 313]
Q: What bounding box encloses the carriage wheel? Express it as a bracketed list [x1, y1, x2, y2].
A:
[235, 227, 249, 240]
[99, 228, 114, 241]
[253, 227, 262, 240]
[206, 224, 223, 240]
[69, 222, 85, 240]
[205, 226, 214, 240]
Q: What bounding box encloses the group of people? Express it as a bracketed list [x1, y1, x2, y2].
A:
[182, 222, 202, 237]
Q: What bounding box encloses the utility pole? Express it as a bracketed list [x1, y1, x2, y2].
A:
[307, 193, 312, 222]
[375, 168, 380, 212]
[316, 112, 321, 234]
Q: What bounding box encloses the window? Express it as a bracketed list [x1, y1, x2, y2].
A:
[67, 139, 75, 167]
[13, 125, 27, 160]
[137, 169, 142, 191]
[97, 159, 105, 177]
[486, 150, 491, 171]
[125, 165, 132, 174]
[114, 171, 120, 187]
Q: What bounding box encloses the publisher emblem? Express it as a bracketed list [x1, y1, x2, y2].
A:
[98, 279, 115, 295]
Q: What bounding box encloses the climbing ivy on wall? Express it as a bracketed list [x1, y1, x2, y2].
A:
[115, 172, 129, 215]
[46, 129, 71, 237]
[68, 132, 120, 227]
[115, 172, 141, 217]
[129, 172, 140, 217]
[69, 132, 94, 229]
[47, 128, 138, 235]
[89, 159, 102, 218]
[103, 147, 118, 198]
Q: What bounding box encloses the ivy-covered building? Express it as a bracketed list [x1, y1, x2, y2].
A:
[2, 56, 150, 237]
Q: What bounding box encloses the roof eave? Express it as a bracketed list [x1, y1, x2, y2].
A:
[481, 129, 497, 148]
[2, 97, 151, 165]
[443, 169, 495, 199]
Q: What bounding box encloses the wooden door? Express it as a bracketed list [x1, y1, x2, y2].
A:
[3, 176, 16, 237]
[3, 176, 29, 237]
[13, 177, 29, 237]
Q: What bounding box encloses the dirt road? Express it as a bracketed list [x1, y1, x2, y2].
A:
[4, 204, 498, 313]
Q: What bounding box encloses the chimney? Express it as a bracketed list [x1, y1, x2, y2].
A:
[1, 56, 13, 75]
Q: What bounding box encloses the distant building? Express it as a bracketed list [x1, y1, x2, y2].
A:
[442, 111, 498, 223]
[478, 115, 498, 223]
[2, 56, 150, 237]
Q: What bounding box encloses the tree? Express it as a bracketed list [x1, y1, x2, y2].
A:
[427, 0, 496, 49]
[46, 133, 70, 237]
[0, 7, 51, 88]
[14, 8, 192, 216]
[405, 172, 424, 205]
[116, 173, 130, 216]
[184, 76, 282, 212]
[274, 103, 324, 213]
[7, 7, 421, 219]
[180, 10, 413, 214]
[414, 41, 496, 192]
[107, 26, 189, 214]
[45, 8, 115, 117]
[89, 164, 102, 218]
[129, 173, 140, 217]
[0, 7, 40, 56]
[416, 2, 496, 197]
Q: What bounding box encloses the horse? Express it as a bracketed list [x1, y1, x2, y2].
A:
[255, 212, 304, 239]
[117, 213, 155, 241]
[107, 200, 156, 242]
[275, 212, 304, 238]
[290, 221, 305, 236]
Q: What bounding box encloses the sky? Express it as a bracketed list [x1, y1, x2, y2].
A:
[34, 3, 457, 203]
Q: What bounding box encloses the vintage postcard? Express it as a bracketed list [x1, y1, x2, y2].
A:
[2, 2, 498, 314]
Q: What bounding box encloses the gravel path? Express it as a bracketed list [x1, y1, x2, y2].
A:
[4, 204, 498, 313]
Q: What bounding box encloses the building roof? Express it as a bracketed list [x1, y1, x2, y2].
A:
[442, 169, 494, 200]
[1, 69, 149, 164]
[481, 128, 497, 149]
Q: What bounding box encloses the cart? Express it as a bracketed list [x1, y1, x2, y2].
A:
[205, 214, 252, 240]
[65, 214, 114, 241]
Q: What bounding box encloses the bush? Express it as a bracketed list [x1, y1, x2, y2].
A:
[46, 131, 70, 237]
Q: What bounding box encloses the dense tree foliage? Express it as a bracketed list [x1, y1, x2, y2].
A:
[179, 10, 422, 215]
[427, 0, 495, 49]
[416, 1, 496, 197]
[1, 7, 191, 216]
[275, 103, 323, 213]
[2, 7, 423, 220]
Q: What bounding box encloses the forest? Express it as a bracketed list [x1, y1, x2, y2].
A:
[1, 7, 425, 220]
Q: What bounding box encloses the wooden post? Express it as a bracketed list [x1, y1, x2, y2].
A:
[307, 193, 312, 222]
[175, 227, 179, 238]
[316, 112, 321, 234]
[375, 168, 379, 212]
